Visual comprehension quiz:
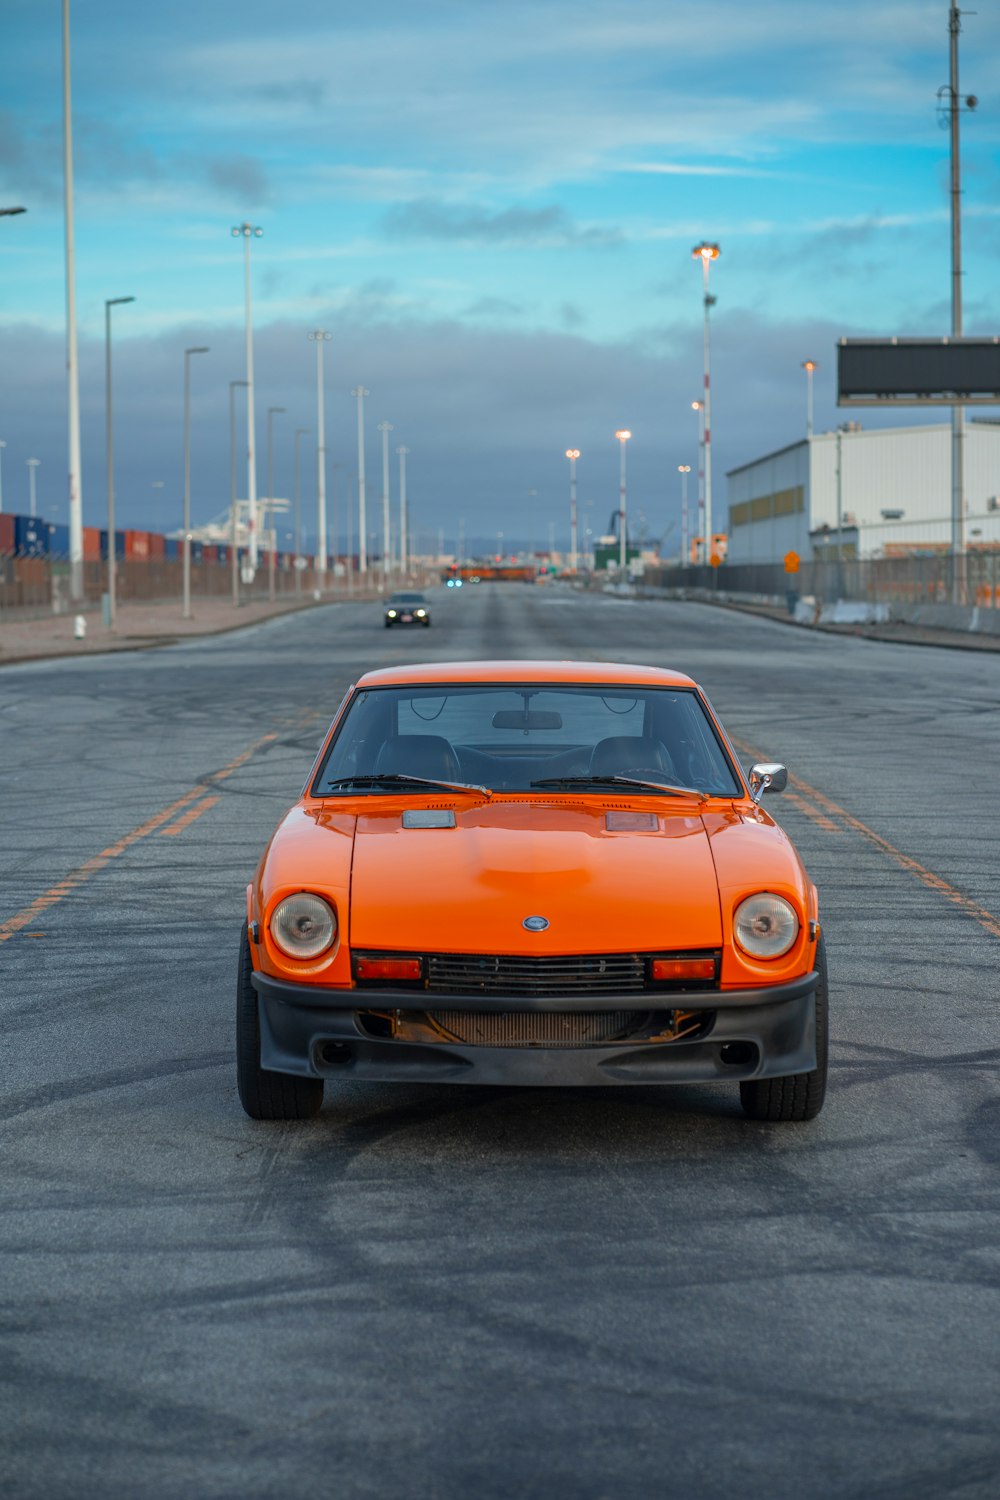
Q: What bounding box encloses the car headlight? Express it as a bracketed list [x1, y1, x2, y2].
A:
[733, 893, 798, 959]
[415, 608, 426, 617]
[387, 609, 397, 618]
[271, 893, 337, 959]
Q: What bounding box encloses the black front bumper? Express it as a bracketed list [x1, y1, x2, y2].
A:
[251, 972, 819, 1088]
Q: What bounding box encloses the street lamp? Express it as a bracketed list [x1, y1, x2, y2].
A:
[614, 430, 631, 574]
[231, 222, 262, 578]
[691, 400, 705, 563]
[294, 427, 309, 596]
[309, 330, 331, 594]
[397, 446, 409, 577]
[182, 345, 210, 620]
[63, 0, 84, 605]
[678, 464, 691, 566]
[802, 360, 817, 439]
[378, 420, 393, 588]
[27, 458, 40, 517]
[229, 379, 248, 606]
[565, 449, 580, 573]
[104, 294, 135, 629]
[692, 241, 720, 564]
[352, 386, 369, 579]
[0, 439, 5, 512]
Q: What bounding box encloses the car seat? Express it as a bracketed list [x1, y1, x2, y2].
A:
[589, 735, 677, 780]
[373, 734, 461, 781]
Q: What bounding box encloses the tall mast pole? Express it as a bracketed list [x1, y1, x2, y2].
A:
[63, 0, 83, 604]
[949, 3, 965, 600]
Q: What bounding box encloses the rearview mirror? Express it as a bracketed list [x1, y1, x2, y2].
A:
[748, 762, 788, 803]
[492, 710, 563, 730]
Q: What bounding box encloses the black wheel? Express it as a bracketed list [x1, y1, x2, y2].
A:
[237, 922, 324, 1120]
[422, 618, 430, 627]
[384, 619, 392, 629]
[740, 933, 828, 1122]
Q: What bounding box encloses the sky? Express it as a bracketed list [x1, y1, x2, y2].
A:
[2, 0, 999, 555]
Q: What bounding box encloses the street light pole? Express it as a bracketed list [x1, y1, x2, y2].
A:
[352, 386, 369, 580]
[801, 360, 817, 439]
[948, 3, 971, 602]
[566, 449, 580, 573]
[692, 242, 720, 565]
[182, 345, 209, 620]
[294, 427, 309, 597]
[397, 446, 409, 577]
[104, 295, 134, 629]
[231, 222, 262, 580]
[62, 0, 84, 604]
[229, 379, 248, 606]
[266, 405, 285, 603]
[678, 464, 691, 566]
[378, 421, 393, 589]
[309, 331, 331, 595]
[692, 400, 705, 562]
[0, 440, 6, 512]
[614, 430, 631, 575]
[27, 458, 40, 517]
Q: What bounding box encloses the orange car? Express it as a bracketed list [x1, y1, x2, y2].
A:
[239, 661, 826, 1123]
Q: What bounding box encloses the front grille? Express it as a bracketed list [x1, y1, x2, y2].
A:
[425, 952, 646, 996]
[426, 1010, 646, 1047]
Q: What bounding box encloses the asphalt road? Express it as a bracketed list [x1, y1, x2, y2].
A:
[2, 584, 998, 1500]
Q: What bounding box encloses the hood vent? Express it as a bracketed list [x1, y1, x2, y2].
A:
[402, 809, 456, 829]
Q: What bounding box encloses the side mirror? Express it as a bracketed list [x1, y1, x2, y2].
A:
[748, 762, 788, 804]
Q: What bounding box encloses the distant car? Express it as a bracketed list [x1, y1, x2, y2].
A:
[384, 591, 430, 628]
[238, 659, 827, 1123]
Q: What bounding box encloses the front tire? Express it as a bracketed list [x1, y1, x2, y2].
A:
[237, 922, 324, 1120]
[740, 933, 828, 1122]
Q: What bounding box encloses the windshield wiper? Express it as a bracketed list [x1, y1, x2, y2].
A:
[323, 773, 492, 797]
[529, 774, 706, 800]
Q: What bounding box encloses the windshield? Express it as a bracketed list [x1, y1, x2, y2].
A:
[312, 684, 742, 797]
[389, 593, 426, 604]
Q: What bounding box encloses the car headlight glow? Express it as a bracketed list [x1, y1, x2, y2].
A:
[415, 608, 426, 617]
[734, 893, 798, 959]
[387, 609, 397, 618]
[271, 893, 337, 959]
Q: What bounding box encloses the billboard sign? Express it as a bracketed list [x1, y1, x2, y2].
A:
[838, 337, 1000, 406]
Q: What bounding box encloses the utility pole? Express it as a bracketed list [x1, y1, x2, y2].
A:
[309, 331, 331, 593]
[352, 386, 369, 580]
[378, 420, 393, 589]
[948, 3, 971, 603]
[397, 446, 409, 577]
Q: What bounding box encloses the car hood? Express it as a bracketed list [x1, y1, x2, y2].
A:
[348, 799, 722, 954]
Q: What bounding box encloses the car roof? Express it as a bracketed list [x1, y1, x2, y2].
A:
[354, 660, 699, 690]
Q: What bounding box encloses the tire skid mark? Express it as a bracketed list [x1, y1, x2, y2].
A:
[0, 722, 295, 944]
[730, 733, 1000, 942]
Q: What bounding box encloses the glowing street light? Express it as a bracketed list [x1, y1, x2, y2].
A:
[231, 222, 263, 577]
[565, 449, 580, 573]
[614, 430, 631, 574]
[801, 359, 817, 438]
[692, 241, 720, 564]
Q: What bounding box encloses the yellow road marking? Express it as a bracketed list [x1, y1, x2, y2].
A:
[731, 734, 1000, 941]
[782, 790, 841, 833]
[159, 795, 220, 837]
[0, 728, 283, 945]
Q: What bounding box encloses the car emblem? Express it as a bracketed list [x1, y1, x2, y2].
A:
[522, 915, 550, 932]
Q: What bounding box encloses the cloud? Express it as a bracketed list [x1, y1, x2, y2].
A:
[203, 153, 271, 205]
[463, 296, 526, 319]
[382, 198, 622, 248]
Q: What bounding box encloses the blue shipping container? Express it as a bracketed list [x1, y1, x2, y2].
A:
[164, 536, 179, 560]
[15, 515, 50, 556]
[99, 529, 126, 561]
[190, 541, 204, 563]
[48, 522, 70, 555]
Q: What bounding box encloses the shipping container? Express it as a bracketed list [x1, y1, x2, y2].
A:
[83, 526, 101, 560]
[0, 513, 14, 554]
[99, 529, 126, 561]
[148, 531, 166, 560]
[190, 541, 204, 563]
[15, 515, 50, 556]
[124, 529, 152, 560]
[217, 543, 230, 564]
[48, 522, 70, 555]
[164, 536, 179, 560]
[202, 543, 219, 563]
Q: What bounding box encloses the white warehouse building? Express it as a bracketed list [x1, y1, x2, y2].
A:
[725, 420, 1000, 563]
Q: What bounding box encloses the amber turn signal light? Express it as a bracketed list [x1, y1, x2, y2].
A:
[652, 958, 716, 982]
[354, 957, 423, 981]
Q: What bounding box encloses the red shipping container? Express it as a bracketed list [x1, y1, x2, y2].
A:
[124, 529, 151, 560]
[148, 532, 166, 559]
[83, 526, 101, 560]
[202, 544, 219, 563]
[0, 513, 14, 554]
